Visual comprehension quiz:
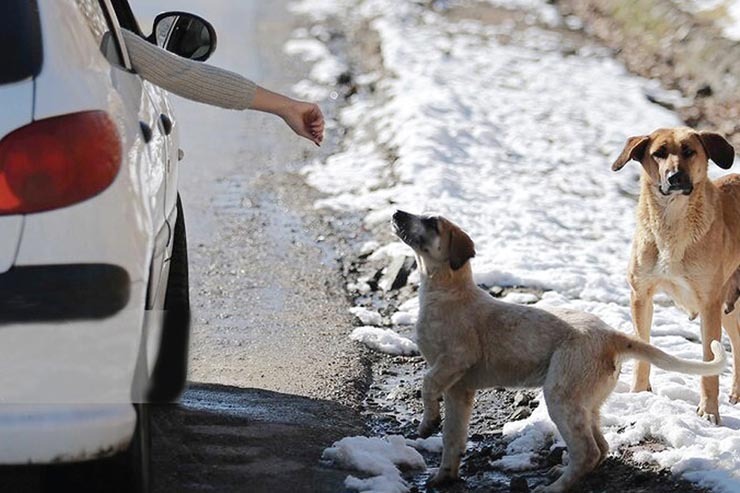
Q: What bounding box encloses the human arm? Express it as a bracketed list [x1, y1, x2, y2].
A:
[120, 30, 324, 144]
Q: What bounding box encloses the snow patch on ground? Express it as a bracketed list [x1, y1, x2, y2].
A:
[391, 298, 420, 326]
[322, 435, 427, 493]
[289, 0, 740, 490]
[406, 435, 444, 453]
[350, 326, 419, 355]
[501, 292, 541, 304]
[350, 307, 384, 326]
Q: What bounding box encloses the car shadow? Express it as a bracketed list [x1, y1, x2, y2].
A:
[0, 382, 365, 493]
[151, 382, 365, 493]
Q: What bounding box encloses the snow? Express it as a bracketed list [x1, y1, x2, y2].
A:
[322, 435, 426, 493]
[359, 240, 381, 256]
[391, 298, 419, 326]
[406, 436, 444, 453]
[288, 0, 740, 490]
[350, 326, 419, 356]
[350, 306, 384, 326]
[675, 0, 740, 40]
[501, 292, 540, 304]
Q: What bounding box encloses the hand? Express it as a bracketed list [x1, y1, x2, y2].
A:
[250, 87, 325, 146]
[279, 100, 325, 146]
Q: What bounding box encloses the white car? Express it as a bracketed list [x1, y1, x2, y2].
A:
[0, 0, 216, 490]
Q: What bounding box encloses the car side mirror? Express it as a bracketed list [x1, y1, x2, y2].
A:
[149, 12, 217, 62]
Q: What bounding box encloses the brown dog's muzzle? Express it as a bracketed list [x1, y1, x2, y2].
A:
[661, 169, 693, 196]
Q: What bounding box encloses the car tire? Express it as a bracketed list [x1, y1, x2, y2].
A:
[147, 195, 191, 403]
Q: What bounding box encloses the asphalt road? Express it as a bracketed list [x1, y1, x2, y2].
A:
[132, 1, 367, 491]
[0, 1, 365, 490]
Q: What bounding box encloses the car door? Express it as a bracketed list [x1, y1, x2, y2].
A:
[107, 0, 178, 310]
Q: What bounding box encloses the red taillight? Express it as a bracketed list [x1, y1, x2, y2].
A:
[0, 111, 122, 215]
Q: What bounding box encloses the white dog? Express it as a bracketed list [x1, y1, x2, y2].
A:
[392, 210, 727, 492]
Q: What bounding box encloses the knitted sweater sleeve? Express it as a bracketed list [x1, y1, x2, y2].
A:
[121, 29, 256, 110]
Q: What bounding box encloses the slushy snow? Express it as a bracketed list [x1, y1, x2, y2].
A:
[350, 326, 419, 356]
[350, 307, 384, 326]
[322, 435, 427, 493]
[289, 0, 740, 490]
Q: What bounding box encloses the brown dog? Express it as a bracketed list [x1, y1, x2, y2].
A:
[391, 210, 726, 492]
[612, 127, 738, 424]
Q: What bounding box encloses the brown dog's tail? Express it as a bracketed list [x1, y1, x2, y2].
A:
[616, 334, 727, 376]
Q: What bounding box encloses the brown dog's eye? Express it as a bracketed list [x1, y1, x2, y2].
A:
[682, 147, 696, 158]
[652, 147, 668, 159]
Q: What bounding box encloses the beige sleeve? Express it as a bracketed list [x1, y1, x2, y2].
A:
[121, 29, 256, 110]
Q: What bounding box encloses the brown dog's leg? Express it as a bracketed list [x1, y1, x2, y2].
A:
[721, 310, 740, 405]
[429, 384, 475, 486]
[630, 288, 655, 392]
[419, 358, 467, 438]
[698, 302, 723, 424]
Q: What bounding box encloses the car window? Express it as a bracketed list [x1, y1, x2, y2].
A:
[73, 0, 123, 66]
[0, 0, 43, 84]
[110, 0, 143, 36]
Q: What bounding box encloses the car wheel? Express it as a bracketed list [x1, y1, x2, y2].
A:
[147, 195, 191, 403]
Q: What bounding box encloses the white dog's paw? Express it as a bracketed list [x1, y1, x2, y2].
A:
[418, 416, 441, 438]
[426, 469, 460, 488]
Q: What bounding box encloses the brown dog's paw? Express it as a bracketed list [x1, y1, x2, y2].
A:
[630, 381, 652, 393]
[696, 404, 721, 425]
[418, 416, 441, 438]
[730, 393, 739, 405]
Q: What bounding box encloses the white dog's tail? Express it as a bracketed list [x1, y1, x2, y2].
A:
[617, 334, 727, 376]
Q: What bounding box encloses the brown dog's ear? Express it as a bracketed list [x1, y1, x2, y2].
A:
[612, 136, 650, 171]
[698, 132, 735, 170]
[448, 226, 475, 271]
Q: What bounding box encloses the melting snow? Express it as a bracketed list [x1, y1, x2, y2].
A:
[322, 435, 427, 493]
[350, 307, 384, 326]
[350, 326, 419, 356]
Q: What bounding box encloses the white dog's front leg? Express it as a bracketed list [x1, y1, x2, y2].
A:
[419, 372, 442, 438]
[429, 384, 475, 486]
[419, 357, 468, 438]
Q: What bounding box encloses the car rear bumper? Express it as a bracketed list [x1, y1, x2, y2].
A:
[0, 404, 135, 464]
[0, 264, 131, 323]
[0, 276, 147, 404]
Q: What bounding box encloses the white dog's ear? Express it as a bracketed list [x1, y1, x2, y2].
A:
[448, 226, 475, 271]
[698, 131, 735, 169]
[612, 135, 650, 171]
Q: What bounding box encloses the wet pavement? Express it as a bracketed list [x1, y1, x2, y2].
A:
[133, 1, 368, 491]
